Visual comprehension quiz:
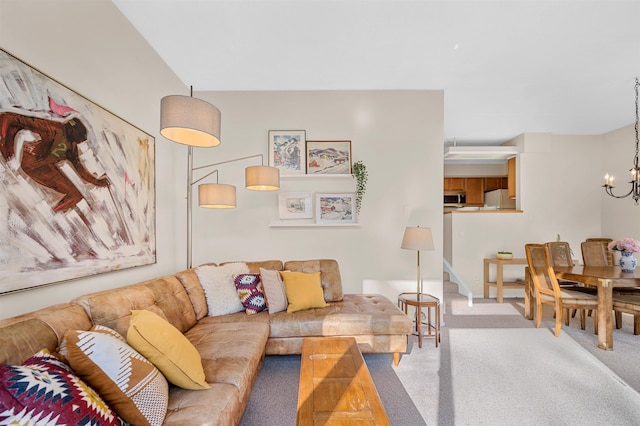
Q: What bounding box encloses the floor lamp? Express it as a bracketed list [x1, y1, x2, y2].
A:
[160, 89, 279, 268]
[186, 152, 279, 268]
[401, 226, 435, 299]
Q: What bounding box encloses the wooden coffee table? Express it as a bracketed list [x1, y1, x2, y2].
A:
[297, 337, 390, 425]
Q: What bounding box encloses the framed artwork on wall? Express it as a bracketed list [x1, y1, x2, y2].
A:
[278, 192, 313, 219]
[0, 48, 156, 294]
[268, 130, 306, 175]
[315, 193, 357, 224]
[306, 140, 352, 174]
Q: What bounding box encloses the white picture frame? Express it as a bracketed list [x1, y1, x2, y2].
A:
[315, 193, 357, 224]
[278, 192, 313, 219]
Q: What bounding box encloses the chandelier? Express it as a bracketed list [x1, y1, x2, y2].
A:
[603, 77, 640, 205]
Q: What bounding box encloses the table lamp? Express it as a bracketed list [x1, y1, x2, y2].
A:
[401, 226, 435, 297]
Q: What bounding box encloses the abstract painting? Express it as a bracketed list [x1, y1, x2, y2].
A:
[0, 49, 156, 293]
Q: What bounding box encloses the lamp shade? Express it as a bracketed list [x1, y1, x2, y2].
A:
[160, 95, 221, 147]
[245, 166, 280, 191]
[198, 183, 236, 208]
[401, 226, 434, 251]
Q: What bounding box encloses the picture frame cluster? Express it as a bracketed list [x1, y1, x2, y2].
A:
[278, 192, 356, 224]
[270, 130, 357, 225]
[268, 130, 352, 175]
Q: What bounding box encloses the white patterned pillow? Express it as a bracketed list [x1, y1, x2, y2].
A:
[63, 325, 168, 426]
[196, 262, 248, 316]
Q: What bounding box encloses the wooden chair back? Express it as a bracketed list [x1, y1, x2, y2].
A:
[581, 241, 609, 266]
[525, 244, 560, 299]
[585, 238, 613, 266]
[545, 241, 573, 267]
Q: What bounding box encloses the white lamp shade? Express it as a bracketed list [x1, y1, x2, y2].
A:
[401, 226, 434, 251]
[160, 95, 221, 147]
[245, 166, 280, 190]
[198, 183, 236, 208]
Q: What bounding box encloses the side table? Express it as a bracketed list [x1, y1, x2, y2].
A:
[483, 257, 528, 303]
[398, 292, 440, 348]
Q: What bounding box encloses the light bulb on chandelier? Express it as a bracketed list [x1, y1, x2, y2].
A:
[602, 77, 640, 205]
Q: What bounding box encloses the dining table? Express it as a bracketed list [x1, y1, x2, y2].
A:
[523, 265, 640, 350]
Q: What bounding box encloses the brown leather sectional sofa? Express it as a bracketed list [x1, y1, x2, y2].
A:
[0, 259, 412, 425]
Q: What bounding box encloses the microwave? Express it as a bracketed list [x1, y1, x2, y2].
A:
[444, 193, 466, 205]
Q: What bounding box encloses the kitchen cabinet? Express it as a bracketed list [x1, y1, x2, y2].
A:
[444, 178, 465, 192]
[483, 177, 508, 192]
[507, 158, 516, 199]
[464, 178, 484, 206]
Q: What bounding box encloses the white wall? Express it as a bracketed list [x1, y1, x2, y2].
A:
[448, 132, 604, 297]
[0, 0, 185, 318]
[601, 124, 640, 241]
[184, 90, 445, 294]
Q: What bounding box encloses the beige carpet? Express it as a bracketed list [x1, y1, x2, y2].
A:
[449, 328, 640, 425]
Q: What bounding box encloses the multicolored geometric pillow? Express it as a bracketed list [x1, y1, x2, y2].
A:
[64, 325, 169, 426]
[0, 349, 123, 425]
[233, 274, 267, 315]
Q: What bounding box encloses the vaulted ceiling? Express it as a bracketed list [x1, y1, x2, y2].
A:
[114, 0, 640, 146]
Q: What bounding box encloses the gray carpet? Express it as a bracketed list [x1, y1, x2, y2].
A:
[239, 284, 640, 425]
[239, 353, 425, 425]
[449, 328, 640, 425]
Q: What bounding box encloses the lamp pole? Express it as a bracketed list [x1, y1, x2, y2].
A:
[186, 146, 194, 269]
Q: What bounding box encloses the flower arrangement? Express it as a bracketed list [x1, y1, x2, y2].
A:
[608, 238, 640, 253]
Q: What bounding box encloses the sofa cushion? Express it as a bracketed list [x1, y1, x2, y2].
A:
[281, 271, 328, 313]
[174, 268, 209, 320]
[64, 325, 168, 426]
[72, 276, 198, 337]
[196, 263, 248, 316]
[0, 304, 93, 366]
[233, 274, 267, 315]
[260, 267, 288, 313]
[0, 349, 122, 426]
[173, 321, 269, 425]
[268, 294, 413, 338]
[127, 309, 209, 390]
[284, 259, 343, 302]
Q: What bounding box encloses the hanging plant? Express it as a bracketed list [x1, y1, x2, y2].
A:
[352, 160, 368, 216]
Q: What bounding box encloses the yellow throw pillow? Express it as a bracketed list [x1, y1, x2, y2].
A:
[280, 271, 327, 313]
[127, 309, 210, 390]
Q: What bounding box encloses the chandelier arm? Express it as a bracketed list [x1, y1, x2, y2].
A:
[603, 185, 635, 198]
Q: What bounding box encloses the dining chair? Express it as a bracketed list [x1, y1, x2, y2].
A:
[547, 241, 596, 318]
[525, 244, 598, 336]
[581, 241, 609, 266]
[585, 238, 614, 266]
[613, 293, 640, 335]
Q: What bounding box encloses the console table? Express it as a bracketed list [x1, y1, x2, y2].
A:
[483, 257, 528, 303]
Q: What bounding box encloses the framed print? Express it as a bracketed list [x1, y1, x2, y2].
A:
[306, 140, 352, 174]
[0, 48, 156, 294]
[278, 192, 313, 219]
[268, 130, 306, 175]
[315, 193, 357, 224]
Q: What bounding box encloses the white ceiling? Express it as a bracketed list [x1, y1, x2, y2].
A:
[113, 0, 640, 146]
